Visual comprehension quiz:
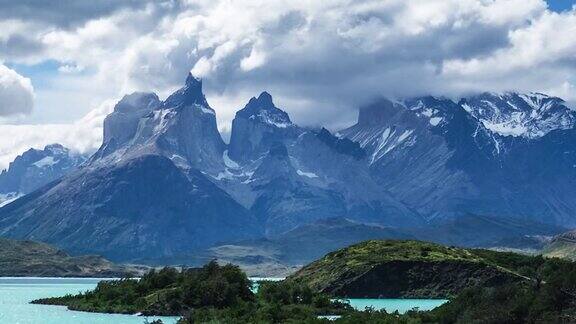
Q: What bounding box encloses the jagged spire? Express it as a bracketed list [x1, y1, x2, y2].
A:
[244, 91, 275, 112]
[185, 72, 202, 88]
[163, 73, 208, 108]
[256, 91, 273, 107]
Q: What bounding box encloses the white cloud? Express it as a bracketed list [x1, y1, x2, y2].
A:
[240, 47, 267, 71]
[0, 64, 34, 116]
[0, 99, 114, 170]
[1, 0, 576, 166]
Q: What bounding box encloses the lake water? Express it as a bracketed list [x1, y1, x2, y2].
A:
[254, 278, 448, 314]
[0, 277, 178, 324]
[344, 298, 448, 313]
[0, 277, 448, 323]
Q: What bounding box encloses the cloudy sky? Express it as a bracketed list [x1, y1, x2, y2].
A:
[0, 0, 575, 169]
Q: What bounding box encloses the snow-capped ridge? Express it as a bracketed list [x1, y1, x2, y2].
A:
[0, 143, 86, 196]
[236, 91, 293, 128]
[33, 156, 57, 168]
[460, 92, 575, 138]
[228, 91, 300, 162]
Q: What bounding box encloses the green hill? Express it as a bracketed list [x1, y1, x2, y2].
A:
[0, 237, 145, 277]
[287, 240, 529, 298]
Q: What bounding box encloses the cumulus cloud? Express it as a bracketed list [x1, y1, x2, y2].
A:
[0, 99, 113, 170]
[0, 64, 34, 116]
[1, 0, 576, 163]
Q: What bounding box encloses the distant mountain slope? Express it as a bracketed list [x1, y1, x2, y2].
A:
[339, 94, 576, 227]
[132, 218, 415, 277]
[0, 237, 144, 277]
[288, 240, 526, 298]
[215, 94, 421, 237]
[265, 218, 414, 265]
[0, 144, 85, 205]
[416, 214, 564, 249]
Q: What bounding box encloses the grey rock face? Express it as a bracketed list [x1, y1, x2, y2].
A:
[93, 73, 226, 174]
[290, 129, 422, 228]
[249, 142, 349, 237]
[228, 92, 300, 162]
[0, 144, 85, 199]
[103, 92, 160, 146]
[339, 97, 478, 217]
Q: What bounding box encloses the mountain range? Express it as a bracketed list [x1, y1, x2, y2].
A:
[0, 73, 573, 266]
[0, 144, 85, 206]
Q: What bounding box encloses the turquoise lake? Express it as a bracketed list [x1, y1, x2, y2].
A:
[0, 277, 447, 323]
[0, 278, 178, 324]
[343, 298, 447, 313]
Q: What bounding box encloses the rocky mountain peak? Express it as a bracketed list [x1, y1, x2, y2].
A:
[114, 92, 160, 113]
[185, 72, 201, 86]
[228, 92, 299, 162]
[102, 92, 161, 148]
[163, 73, 209, 109]
[43, 143, 69, 156]
[236, 91, 291, 125]
[251, 142, 296, 182]
[245, 91, 274, 111]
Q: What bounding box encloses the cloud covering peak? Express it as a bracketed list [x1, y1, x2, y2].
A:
[0, 0, 576, 168]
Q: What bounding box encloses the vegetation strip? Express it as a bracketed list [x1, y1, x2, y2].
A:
[32, 240, 576, 323]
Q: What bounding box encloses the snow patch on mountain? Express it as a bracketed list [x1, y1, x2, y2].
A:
[461, 92, 576, 138]
[405, 99, 446, 127]
[0, 144, 86, 196]
[346, 125, 416, 165]
[223, 150, 240, 169]
[0, 192, 21, 207]
[297, 169, 319, 178]
[481, 121, 528, 137]
[398, 129, 413, 142]
[197, 103, 215, 115]
[429, 117, 442, 126]
[215, 170, 235, 180]
[33, 156, 57, 168]
[249, 110, 292, 128]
